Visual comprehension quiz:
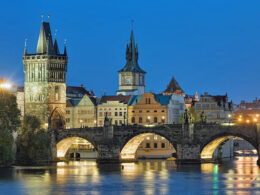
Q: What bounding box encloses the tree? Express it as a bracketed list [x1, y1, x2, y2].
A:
[16, 115, 51, 165]
[180, 107, 201, 123]
[0, 89, 21, 166]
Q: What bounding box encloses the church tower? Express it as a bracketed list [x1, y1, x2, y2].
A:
[23, 18, 68, 129]
[117, 25, 146, 95]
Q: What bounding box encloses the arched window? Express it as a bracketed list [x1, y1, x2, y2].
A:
[139, 117, 142, 123]
[131, 117, 135, 123]
[154, 117, 158, 123]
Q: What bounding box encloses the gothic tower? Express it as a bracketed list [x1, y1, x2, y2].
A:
[23, 19, 68, 129]
[117, 25, 146, 95]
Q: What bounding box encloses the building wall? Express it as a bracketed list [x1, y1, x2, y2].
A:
[118, 72, 145, 95]
[136, 134, 176, 158]
[97, 101, 128, 126]
[16, 91, 24, 117]
[23, 55, 67, 128]
[66, 95, 97, 128]
[168, 95, 186, 124]
[128, 93, 168, 126]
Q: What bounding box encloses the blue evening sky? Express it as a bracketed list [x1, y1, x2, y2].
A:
[0, 0, 260, 103]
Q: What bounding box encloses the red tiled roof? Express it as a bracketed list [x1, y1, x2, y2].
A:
[99, 95, 131, 104]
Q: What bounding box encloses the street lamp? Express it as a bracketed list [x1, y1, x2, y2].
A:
[162, 116, 165, 124]
[94, 120, 97, 127]
[147, 116, 150, 125]
[80, 119, 83, 128]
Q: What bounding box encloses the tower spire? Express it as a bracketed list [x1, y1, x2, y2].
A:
[64, 39, 67, 56]
[24, 39, 27, 55]
[53, 29, 60, 54]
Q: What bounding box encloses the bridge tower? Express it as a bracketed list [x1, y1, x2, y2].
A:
[23, 18, 68, 129]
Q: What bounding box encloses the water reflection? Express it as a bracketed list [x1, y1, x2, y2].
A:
[0, 157, 260, 194]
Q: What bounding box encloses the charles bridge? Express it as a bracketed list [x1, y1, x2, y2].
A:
[50, 119, 260, 165]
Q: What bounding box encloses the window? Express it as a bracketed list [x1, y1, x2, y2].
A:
[154, 110, 157, 113]
[132, 111, 135, 113]
[30, 95, 33, 101]
[146, 136, 150, 140]
[154, 117, 158, 123]
[154, 135, 158, 140]
[99, 112, 103, 117]
[131, 117, 135, 123]
[139, 110, 142, 113]
[139, 117, 142, 123]
[55, 86, 60, 101]
[66, 110, 70, 114]
[115, 112, 118, 116]
[115, 120, 118, 125]
[119, 120, 122, 125]
[154, 143, 158, 148]
[161, 143, 165, 148]
[119, 112, 122, 116]
[108, 112, 112, 116]
[39, 94, 44, 101]
[145, 98, 151, 104]
[66, 118, 70, 123]
[162, 110, 165, 112]
[146, 143, 150, 148]
[146, 110, 150, 113]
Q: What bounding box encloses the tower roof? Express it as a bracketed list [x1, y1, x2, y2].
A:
[36, 22, 55, 54]
[164, 76, 184, 95]
[119, 26, 145, 73]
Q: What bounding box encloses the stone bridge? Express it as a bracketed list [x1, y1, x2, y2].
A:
[50, 122, 260, 165]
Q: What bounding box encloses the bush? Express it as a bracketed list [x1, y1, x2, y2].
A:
[16, 115, 51, 165]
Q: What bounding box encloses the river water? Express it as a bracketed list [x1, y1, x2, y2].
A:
[0, 156, 260, 195]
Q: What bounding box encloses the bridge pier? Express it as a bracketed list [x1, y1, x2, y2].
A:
[176, 144, 201, 163]
[96, 143, 120, 163]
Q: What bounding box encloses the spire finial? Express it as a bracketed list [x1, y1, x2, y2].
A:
[64, 39, 67, 46]
[24, 38, 27, 55]
[41, 12, 44, 22]
[64, 39, 67, 56]
[55, 29, 58, 39]
[131, 19, 134, 31]
[48, 13, 50, 22]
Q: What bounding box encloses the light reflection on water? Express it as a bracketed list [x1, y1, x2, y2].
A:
[0, 157, 260, 194]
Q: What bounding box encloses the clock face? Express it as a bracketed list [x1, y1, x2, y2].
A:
[125, 77, 132, 84]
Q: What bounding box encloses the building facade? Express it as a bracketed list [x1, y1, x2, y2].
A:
[117, 26, 146, 95]
[97, 95, 130, 126]
[23, 20, 68, 129]
[128, 93, 170, 126]
[193, 92, 233, 123]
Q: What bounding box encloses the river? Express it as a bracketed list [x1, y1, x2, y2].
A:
[0, 156, 259, 195]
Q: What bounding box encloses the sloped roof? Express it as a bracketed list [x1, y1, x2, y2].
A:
[66, 99, 73, 107]
[119, 28, 145, 73]
[128, 95, 142, 106]
[99, 95, 131, 104]
[164, 77, 184, 94]
[67, 86, 91, 96]
[154, 95, 171, 106]
[36, 22, 55, 54]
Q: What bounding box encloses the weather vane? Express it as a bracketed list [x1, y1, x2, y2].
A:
[64, 39, 67, 46]
[48, 13, 50, 21]
[41, 12, 44, 22]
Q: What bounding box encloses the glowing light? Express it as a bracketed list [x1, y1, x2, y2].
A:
[246, 119, 250, 123]
[0, 83, 11, 89]
[238, 118, 242, 122]
[254, 118, 257, 122]
[147, 116, 150, 120]
[228, 114, 231, 118]
[257, 114, 259, 117]
[32, 86, 38, 93]
[162, 116, 165, 119]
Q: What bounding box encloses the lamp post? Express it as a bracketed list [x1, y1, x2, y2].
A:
[94, 120, 97, 127]
[148, 116, 151, 125]
[228, 114, 232, 124]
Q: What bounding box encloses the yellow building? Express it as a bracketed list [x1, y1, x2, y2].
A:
[97, 95, 131, 126]
[128, 93, 169, 125]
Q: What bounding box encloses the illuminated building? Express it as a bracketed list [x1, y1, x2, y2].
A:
[23, 19, 68, 129]
[97, 95, 130, 126]
[116, 25, 146, 96]
[193, 92, 233, 123]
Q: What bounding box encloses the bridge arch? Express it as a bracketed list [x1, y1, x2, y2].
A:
[120, 132, 176, 160]
[56, 136, 97, 159]
[200, 132, 258, 160]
